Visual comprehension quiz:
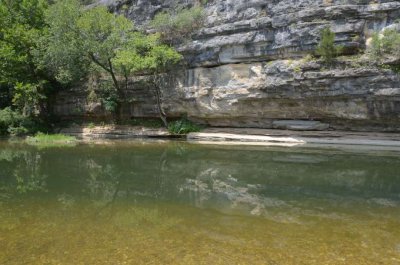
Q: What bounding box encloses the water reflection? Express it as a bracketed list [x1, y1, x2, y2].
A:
[1, 141, 400, 264]
[1, 141, 399, 219]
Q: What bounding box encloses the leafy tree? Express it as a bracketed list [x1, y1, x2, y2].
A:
[113, 33, 182, 126]
[42, 0, 136, 119]
[36, 0, 87, 85]
[0, 0, 50, 115]
[43, 0, 182, 123]
[316, 27, 342, 64]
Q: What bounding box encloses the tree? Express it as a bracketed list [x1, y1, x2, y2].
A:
[0, 0, 50, 115]
[43, 0, 182, 124]
[316, 27, 342, 64]
[37, 0, 87, 85]
[113, 33, 182, 126]
[41, 0, 135, 118]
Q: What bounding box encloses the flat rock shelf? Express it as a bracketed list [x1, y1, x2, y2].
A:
[188, 128, 400, 149]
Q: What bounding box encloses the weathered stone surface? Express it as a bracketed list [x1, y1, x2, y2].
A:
[105, 0, 400, 66]
[159, 60, 400, 131]
[59, 125, 171, 139]
[188, 128, 400, 148]
[272, 120, 330, 131]
[53, 0, 400, 132]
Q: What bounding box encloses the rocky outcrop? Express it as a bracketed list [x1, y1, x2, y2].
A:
[54, 0, 400, 131]
[110, 0, 400, 66]
[161, 59, 400, 131]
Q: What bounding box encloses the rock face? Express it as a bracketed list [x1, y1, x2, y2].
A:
[54, 0, 400, 131]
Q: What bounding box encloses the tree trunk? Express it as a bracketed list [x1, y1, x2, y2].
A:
[151, 77, 168, 128]
[88, 53, 124, 123]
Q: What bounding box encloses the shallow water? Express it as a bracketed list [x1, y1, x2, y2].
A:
[0, 140, 400, 264]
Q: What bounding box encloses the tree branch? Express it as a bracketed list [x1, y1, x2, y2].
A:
[88, 52, 111, 73]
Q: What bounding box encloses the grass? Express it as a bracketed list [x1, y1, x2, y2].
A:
[26, 133, 78, 148]
[168, 119, 202, 135]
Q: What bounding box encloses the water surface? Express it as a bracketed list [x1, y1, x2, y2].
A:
[0, 140, 399, 264]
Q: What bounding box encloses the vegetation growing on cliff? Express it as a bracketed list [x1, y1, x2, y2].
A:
[1, 1, 398, 136]
[367, 29, 400, 71]
[150, 6, 205, 44]
[316, 27, 342, 64]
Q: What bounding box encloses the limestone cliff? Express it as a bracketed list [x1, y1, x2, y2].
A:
[54, 0, 400, 131]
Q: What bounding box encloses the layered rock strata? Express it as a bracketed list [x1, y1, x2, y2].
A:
[54, 0, 400, 131]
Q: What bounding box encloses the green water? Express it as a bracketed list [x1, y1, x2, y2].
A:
[0, 140, 400, 264]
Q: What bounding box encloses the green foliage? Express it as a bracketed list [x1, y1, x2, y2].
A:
[0, 107, 40, 136]
[380, 29, 400, 57]
[150, 6, 205, 44]
[41, 0, 135, 86]
[316, 27, 342, 64]
[77, 5, 134, 75]
[1, 0, 184, 126]
[12, 82, 46, 116]
[43, 0, 181, 123]
[40, 0, 136, 118]
[367, 29, 400, 70]
[37, 0, 87, 84]
[26, 132, 77, 148]
[168, 118, 202, 135]
[0, 108, 22, 135]
[98, 80, 119, 113]
[87, 122, 95, 129]
[113, 33, 182, 77]
[0, 0, 51, 115]
[368, 29, 400, 58]
[369, 32, 383, 61]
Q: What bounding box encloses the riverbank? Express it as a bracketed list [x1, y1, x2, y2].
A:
[59, 125, 174, 139]
[188, 128, 400, 148]
[57, 125, 400, 149]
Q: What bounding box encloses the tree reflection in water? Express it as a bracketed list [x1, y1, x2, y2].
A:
[0, 141, 400, 264]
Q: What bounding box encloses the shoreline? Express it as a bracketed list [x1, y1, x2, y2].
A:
[55, 125, 400, 149]
[187, 128, 400, 148]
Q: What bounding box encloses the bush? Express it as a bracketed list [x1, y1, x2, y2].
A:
[381, 29, 400, 57]
[12, 82, 46, 117]
[150, 6, 205, 44]
[98, 80, 119, 113]
[0, 107, 46, 136]
[316, 27, 342, 64]
[367, 29, 400, 67]
[0, 108, 25, 135]
[168, 118, 202, 135]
